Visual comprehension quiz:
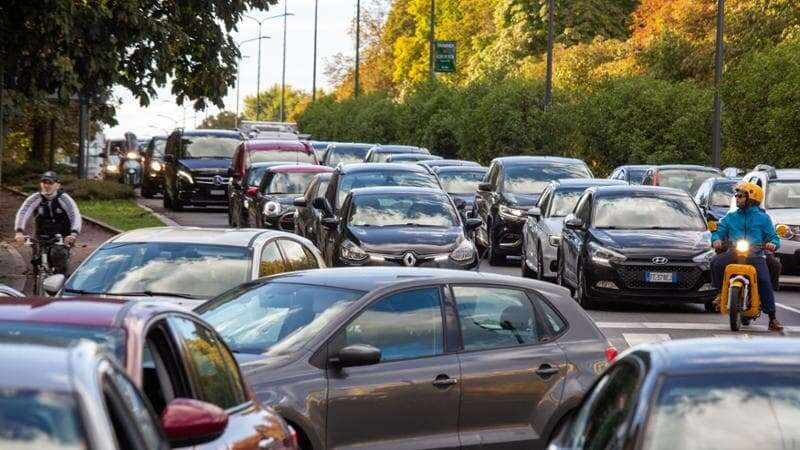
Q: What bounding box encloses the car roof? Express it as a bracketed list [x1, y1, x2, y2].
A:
[434, 165, 488, 173]
[245, 140, 313, 153]
[493, 156, 587, 166]
[0, 339, 83, 391]
[0, 297, 128, 328]
[652, 164, 721, 172]
[774, 169, 800, 180]
[181, 129, 242, 138]
[708, 176, 738, 185]
[248, 162, 311, 171]
[616, 165, 652, 170]
[371, 146, 424, 153]
[423, 160, 482, 167]
[553, 179, 627, 189]
[339, 163, 432, 174]
[267, 165, 334, 174]
[350, 186, 447, 197]
[108, 226, 281, 246]
[592, 185, 688, 197]
[329, 143, 373, 148]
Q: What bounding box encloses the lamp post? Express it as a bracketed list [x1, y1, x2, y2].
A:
[712, 0, 724, 168]
[355, 0, 361, 97]
[156, 114, 179, 129]
[235, 55, 251, 129]
[428, 0, 435, 79]
[244, 9, 294, 122]
[544, 0, 555, 110]
[312, 0, 319, 102]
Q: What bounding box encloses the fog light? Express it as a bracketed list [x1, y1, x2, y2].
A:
[596, 281, 618, 290]
[699, 283, 715, 291]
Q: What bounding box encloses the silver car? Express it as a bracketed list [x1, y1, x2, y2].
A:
[522, 179, 626, 280]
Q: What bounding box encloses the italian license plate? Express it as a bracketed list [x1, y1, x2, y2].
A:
[646, 272, 676, 283]
[210, 189, 225, 196]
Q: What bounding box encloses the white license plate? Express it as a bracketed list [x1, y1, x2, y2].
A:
[646, 272, 676, 283]
[210, 189, 226, 196]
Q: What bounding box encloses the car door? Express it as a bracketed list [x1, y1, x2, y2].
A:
[476, 163, 499, 245]
[529, 187, 553, 263]
[326, 286, 461, 450]
[450, 285, 567, 450]
[562, 192, 592, 285]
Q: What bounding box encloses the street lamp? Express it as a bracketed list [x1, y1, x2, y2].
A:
[712, 0, 724, 168]
[544, 0, 555, 110]
[243, 9, 294, 122]
[235, 55, 252, 129]
[428, 0, 434, 79]
[355, 0, 361, 97]
[238, 34, 270, 121]
[155, 114, 179, 129]
[158, 100, 189, 129]
[312, 0, 319, 102]
[147, 125, 170, 134]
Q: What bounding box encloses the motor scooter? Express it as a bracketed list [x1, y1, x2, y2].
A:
[122, 150, 142, 186]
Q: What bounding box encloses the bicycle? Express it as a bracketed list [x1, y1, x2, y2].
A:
[24, 235, 66, 296]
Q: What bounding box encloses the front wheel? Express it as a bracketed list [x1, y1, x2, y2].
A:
[729, 285, 742, 331]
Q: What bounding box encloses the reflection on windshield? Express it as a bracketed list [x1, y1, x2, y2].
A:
[711, 184, 735, 207]
[250, 150, 316, 164]
[267, 172, 317, 194]
[550, 190, 584, 217]
[65, 243, 252, 298]
[328, 146, 371, 166]
[182, 136, 241, 159]
[349, 193, 459, 227]
[338, 172, 439, 208]
[438, 171, 486, 194]
[643, 372, 800, 450]
[0, 322, 126, 363]
[628, 169, 648, 184]
[503, 164, 591, 194]
[199, 282, 363, 354]
[767, 181, 800, 209]
[593, 195, 705, 230]
[0, 389, 87, 450]
[657, 170, 718, 195]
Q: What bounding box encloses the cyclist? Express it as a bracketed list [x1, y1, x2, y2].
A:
[13, 171, 81, 275]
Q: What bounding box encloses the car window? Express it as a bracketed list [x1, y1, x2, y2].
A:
[103, 372, 146, 450]
[452, 286, 541, 351]
[277, 239, 318, 271]
[0, 389, 87, 449]
[694, 181, 709, 207]
[711, 182, 736, 207]
[502, 164, 592, 195]
[344, 287, 444, 362]
[574, 193, 592, 223]
[304, 176, 320, 200]
[107, 365, 165, 450]
[538, 187, 552, 216]
[642, 171, 653, 185]
[259, 241, 288, 277]
[537, 297, 567, 337]
[169, 317, 247, 410]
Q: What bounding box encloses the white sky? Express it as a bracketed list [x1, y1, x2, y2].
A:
[105, 0, 356, 139]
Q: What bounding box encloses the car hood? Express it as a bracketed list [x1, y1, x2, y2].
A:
[503, 192, 540, 208]
[349, 226, 462, 254]
[179, 158, 231, 171]
[768, 209, 800, 226]
[591, 229, 711, 257]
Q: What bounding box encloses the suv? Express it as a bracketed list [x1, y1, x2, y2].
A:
[364, 145, 430, 163]
[162, 129, 243, 211]
[141, 135, 168, 198]
[476, 156, 593, 265]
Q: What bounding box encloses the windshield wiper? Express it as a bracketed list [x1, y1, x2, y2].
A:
[108, 290, 200, 299]
[63, 288, 107, 295]
[404, 223, 443, 228]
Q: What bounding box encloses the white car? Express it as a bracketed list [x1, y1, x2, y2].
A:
[522, 179, 626, 279]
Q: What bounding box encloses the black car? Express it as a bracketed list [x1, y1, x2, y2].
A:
[434, 165, 489, 217]
[162, 129, 243, 211]
[476, 156, 593, 265]
[229, 161, 310, 227]
[320, 187, 481, 269]
[364, 145, 430, 163]
[294, 172, 333, 247]
[608, 164, 652, 185]
[558, 185, 715, 309]
[247, 165, 334, 231]
[321, 143, 374, 167]
[549, 337, 800, 450]
[140, 135, 168, 198]
[693, 176, 737, 221]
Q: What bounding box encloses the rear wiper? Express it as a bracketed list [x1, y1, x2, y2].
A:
[108, 290, 200, 299]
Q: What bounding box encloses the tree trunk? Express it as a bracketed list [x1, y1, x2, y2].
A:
[48, 117, 56, 170]
[31, 117, 47, 163]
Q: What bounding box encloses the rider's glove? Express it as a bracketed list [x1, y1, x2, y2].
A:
[765, 242, 777, 252]
[65, 234, 77, 247]
[14, 232, 25, 243]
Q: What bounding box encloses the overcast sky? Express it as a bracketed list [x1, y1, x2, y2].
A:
[105, 0, 356, 139]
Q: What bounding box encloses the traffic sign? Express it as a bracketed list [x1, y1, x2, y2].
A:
[434, 41, 456, 73]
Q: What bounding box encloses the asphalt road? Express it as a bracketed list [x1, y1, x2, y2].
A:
[139, 194, 800, 350]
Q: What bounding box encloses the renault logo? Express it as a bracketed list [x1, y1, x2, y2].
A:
[213, 175, 224, 186]
[652, 257, 669, 265]
[403, 253, 417, 267]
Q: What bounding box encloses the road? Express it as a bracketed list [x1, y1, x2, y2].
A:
[139, 195, 800, 350]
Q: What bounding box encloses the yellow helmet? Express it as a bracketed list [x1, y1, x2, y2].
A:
[735, 181, 764, 204]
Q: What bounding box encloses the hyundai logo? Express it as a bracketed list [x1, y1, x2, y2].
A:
[403, 253, 417, 267]
[652, 257, 669, 265]
[213, 175, 224, 186]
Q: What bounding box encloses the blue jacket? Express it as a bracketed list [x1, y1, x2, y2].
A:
[712, 205, 780, 252]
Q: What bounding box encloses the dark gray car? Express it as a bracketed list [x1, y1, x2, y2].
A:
[197, 267, 615, 450]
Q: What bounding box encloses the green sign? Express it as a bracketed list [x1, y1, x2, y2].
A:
[434, 41, 456, 73]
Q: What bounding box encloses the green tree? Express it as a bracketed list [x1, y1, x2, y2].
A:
[198, 111, 242, 130]
[242, 84, 309, 122]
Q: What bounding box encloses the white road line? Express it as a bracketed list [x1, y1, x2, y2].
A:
[623, 333, 670, 348]
[597, 321, 800, 332]
[777, 302, 800, 316]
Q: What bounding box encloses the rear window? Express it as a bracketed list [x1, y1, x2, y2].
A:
[0, 322, 126, 363]
[250, 149, 316, 164]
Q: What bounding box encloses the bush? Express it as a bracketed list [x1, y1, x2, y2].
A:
[64, 180, 135, 201]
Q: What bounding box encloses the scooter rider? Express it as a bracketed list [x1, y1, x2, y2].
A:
[13, 171, 81, 275]
[711, 181, 783, 332]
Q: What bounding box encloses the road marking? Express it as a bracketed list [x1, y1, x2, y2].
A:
[777, 302, 800, 316]
[622, 333, 670, 348]
[597, 321, 800, 332]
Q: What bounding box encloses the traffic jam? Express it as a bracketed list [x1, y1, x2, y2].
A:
[6, 122, 800, 450]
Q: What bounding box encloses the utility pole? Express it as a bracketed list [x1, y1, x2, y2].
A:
[244, 13, 285, 121]
[712, 0, 724, 168]
[544, 0, 555, 110]
[429, 0, 435, 79]
[312, 0, 319, 102]
[77, 95, 88, 179]
[354, 0, 361, 97]
[0, 63, 4, 187]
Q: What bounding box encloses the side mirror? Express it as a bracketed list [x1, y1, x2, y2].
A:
[453, 198, 466, 211]
[330, 344, 381, 368]
[294, 197, 307, 208]
[527, 207, 542, 219]
[312, 197, 334, 217]
[43, 274, 65, 296]
[478, 182, 492, 192]
[160, 398, 228, 448]
[465, 218, 482, 231]
[564, 214, 584, 230]
[321, 217, 340, 229]
[163, 154, 174, 163]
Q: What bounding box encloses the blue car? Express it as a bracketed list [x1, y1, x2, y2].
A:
[693, 176, 738, 220]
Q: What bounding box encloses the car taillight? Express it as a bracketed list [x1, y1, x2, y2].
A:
[284, 426, 299, 449]
[606, 346, 618, 362]
[246, 186, 259, 197]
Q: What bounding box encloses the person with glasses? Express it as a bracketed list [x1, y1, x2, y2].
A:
[711, 182, 783, 331]
[13, 171, 82, 275]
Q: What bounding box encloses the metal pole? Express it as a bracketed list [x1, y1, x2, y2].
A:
[256, 22, 263, 121]
[48, 117, 55, 170]
[544, 0, 555, 110]
[0, 63, 4, 188]
[712, 0, 724, 168]
[312, 0, 319, 102]
[236, 61, 241, 128]
[429, 0, 435, 79]
[77, 95, 87, 179]
[354, 0, 361, 97]
[280, 0, 288, 121]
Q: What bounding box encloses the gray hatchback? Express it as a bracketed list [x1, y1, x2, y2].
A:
[197, 267, 615, 450]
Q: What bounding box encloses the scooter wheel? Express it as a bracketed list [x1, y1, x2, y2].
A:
[729, 286, 742, 332]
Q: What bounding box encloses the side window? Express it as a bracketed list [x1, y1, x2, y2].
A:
[107, 365, 165, 450]
[103, 371, 147, 450]
[169, 317, 247, 410]
[343, 287, 444, 362]
[278, 239, 318, 271]
[452, 286, 541, 351]
[487, 164, 500, 186]
[610, 169, 621, 180]
[536, 296, 567, 337]
[538, 188, 552, 216]
[259, 241, 288, 277]
[575, 193, 592, 223]
[642, 171, 653, 185]
[695, 182, 709, 207]
[304, 176, 319, 200]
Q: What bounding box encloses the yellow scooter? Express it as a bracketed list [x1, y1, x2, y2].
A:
[719, 240, 762, 331]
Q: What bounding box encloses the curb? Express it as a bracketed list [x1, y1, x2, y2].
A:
[136, 201, 180, 227]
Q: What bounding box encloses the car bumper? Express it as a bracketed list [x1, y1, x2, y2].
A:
[584, 259, 715, 303]
[262, 210, 297, 231]
[177, 187, 229, 206]
[777, 238, 800, 275]
[338, 254, 480, 270]
[493, 216, 525, 256]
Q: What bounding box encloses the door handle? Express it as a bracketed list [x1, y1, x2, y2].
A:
[536, 364, 560, 378]
[432, 375, 458, 388]
[258, 437, 276, 449]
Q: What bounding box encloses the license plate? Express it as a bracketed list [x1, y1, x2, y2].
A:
[646, 272, 676, 283]
[210, 189, 226, 196]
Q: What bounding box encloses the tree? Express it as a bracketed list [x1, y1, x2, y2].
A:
[242, 84, 310, 122]
[198, 111, 242, 130]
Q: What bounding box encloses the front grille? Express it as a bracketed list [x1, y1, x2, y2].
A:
[617, 264, 702, 290]
[278, 213, 295, 231]
[195, 175, 230, 186]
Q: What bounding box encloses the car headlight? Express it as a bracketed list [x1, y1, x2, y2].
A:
[126, 151, 139, 160]
[692, 249, 715, 263]
[499, 205, 526, 220]
[150, 161, 162, 172]
[340, 239, 368, 263]
[735, 240, 750, 253]
[589, 242, 626, 267]
[548, 235, 561, 247]
[177, 169, 193, 184]
[263, 201, 282, 217]
[106, 165, 119, 173]
[450, 240, 476, 262]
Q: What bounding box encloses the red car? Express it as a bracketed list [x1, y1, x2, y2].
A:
[248, 165, 335, 231]
[0, 297, 297, 450]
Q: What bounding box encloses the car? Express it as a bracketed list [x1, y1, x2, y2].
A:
[476, 156, 593, 265]
[320, 142, 374, 167]
[319, 187, 482, 269]
[43, 227, 325, 307]
[384, 153, 443, 163]
[308, 140, 334, 160]
[433, 165, 489, 217]
[740, 165, 800, 274]
[640, 164, 722, 196]
[364, 145, 430, 163]
[522, 179, 627, 280]
[140, 135, 168, 198]
[198, 267, 617, 450]
[548, 337, 800, 450]
[294, 172, 333, 247]
[607, 164, 652, 185]
[693, 176, 738, 221]
[0, 283, 23, 297]
[0, 298, 298, 450]
[162, 129, 243, 211]
[419, 159, 482, 170]
[248, 165, 334, 231]
[253, 131, 300, 140]
[0, 338, 173, 450]
[229, 161, 312, 227]
[558, 185, 716, 310]
[239, 120, 298, 136]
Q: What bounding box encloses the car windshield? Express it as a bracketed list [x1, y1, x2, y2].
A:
[267, 172, 318, 194]
[0, 389, 87, 450]
[711, 182, 736, 207]
[182, 135, 241, 159]
[198, 282, 364, 355]
[642, 372, 800, 450]
[152, 138, 166, 158]
[328, 146, 371, 166]
[338, 171, 439, 208]
[372, 152, 408, 163]
[656, 169, 718, 195]
[349, 193, 459, 227]
[245, 166, 270, 188]
[593, 194, 706, 230]
[437, 171, 486, 194]
[503, 164, 591, 195]
[766, 180, 800, 209]
[250, 150, 316, 164]
[628, 168, 649, 184]
[0, 322, 126, 363]
[550, 189, 585, 217]
[64, 242, 252, 299]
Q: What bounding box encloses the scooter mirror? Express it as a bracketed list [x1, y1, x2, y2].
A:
[776, 224, 793, 239]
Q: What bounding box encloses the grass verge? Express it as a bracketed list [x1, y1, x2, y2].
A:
[77, 199, 163, 231]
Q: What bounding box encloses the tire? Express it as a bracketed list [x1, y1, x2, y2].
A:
[704, 301, 717, 313]
[163, 191, 173, 209]
[729, 285, 742, 331]
[521, 247, 536, 278]
[574, 262, 596, 310]
[488, 226, 506, 266]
